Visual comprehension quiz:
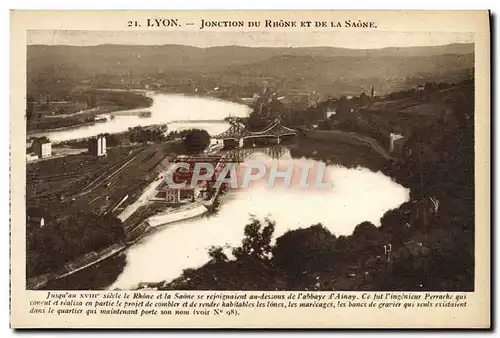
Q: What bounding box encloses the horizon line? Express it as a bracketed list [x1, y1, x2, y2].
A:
[27, 41, 474, 51]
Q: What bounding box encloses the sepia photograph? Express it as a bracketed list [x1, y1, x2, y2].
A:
[8, 9, 492, 329]
[24, 28, 477, 294]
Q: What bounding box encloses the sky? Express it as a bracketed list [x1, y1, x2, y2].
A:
[27, 30, 474, 49]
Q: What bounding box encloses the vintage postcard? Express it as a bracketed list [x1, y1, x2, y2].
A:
[10, 10, 490, 328]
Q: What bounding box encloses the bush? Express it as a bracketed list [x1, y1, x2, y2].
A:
[182, 129, 211, 154]
[273, 224, 337, 275]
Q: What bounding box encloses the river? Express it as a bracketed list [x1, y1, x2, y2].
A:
[108, 149, 409, 290]
[36, 92, 252, 142]
[37, 91, 409, 290]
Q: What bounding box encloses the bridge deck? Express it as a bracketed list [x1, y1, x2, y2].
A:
[213, 120, 297, 140]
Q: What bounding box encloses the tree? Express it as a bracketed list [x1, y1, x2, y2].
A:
[246, 109, 268, 131]
[103, 133, 121, 147]
[352, 221, 378, 239]
[273, 224, 337, 275]
[232, 218, 275, 263]
[182, 129, 211, 154]
[224, 116, 246, 127]
[267, 98, 285, 116]
[336, 96, 352, 116]
[26, 96, 35, 127]
[34, 136, 50, 143]
[359, 92, 371, 106]
[208, 246, 228, 263]
[424, 82, 436, 91]
[87, 94, 98, 108]
[350, 221, 383, 258]
[380, 207, 410, 244]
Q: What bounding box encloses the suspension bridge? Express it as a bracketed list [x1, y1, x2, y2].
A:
[212, 119, 298, 147]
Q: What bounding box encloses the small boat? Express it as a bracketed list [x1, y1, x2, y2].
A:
[138, 111, 152, 118]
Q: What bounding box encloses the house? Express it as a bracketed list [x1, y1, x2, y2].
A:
[325, 108, 337, 120]
[26, 153, 39, 162]
[32, 137, 51, 159]
[88, 135, 107, 156]
[157, 187, 196, 204]
[389, 132, 405, 154]
[165, 188, 180, 204]
[27, 215, 45, 229]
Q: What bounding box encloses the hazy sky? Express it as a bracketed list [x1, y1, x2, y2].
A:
[27, 30, 474, 49]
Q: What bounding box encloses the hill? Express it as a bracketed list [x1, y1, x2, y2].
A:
[27, 43, 474, 98]
[223, 53, 473, 95]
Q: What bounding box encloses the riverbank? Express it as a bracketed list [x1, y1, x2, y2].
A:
[27, 89, 153, 136]
[29, 201, 212, 290]
[157, 90, 253, 108]
[29, 157, 222, 290]
[29, 92, 251, 143]
[28, 117, 109, 137]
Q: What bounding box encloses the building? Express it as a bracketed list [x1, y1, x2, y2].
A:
[325, 108, 337, 119]
[32, 137, 51, 159]
[157, 187, 196, 204]
[27, 216, 45, 229]
[389, 132, 405, 153]
[165, 188, 180, 203]
[88, 135, 107, 156]
[26, 154, 39, 162]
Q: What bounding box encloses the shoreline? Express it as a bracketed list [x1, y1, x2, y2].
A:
[27, 118, 109, 136]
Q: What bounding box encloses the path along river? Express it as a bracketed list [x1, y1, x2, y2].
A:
[36, 92, 409, 290]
